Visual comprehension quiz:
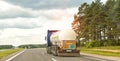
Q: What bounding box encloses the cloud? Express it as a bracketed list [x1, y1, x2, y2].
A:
[0, 0, 92, 46]
[36, 8, 78, 20]
[0, 17, 49, 29]
[0, 0, 91, 19]
[0, 1, 78, 19]
[0, 28, 46, 46]
[5, 0, 92, 10]
[0, 1, 36, 19]
[0, 7, 78, 29]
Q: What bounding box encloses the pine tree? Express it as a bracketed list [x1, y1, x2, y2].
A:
[113, 0, 120, 44]
[72, 0, 120, 46]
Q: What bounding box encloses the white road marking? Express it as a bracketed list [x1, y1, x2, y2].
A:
[52, 58, 57, 61]
[6, 49, 26, 61]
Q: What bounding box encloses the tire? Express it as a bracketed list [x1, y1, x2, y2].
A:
[52, 45, 58, 56]
[47, 47, 52, 54]
[53, 50, 58, 56]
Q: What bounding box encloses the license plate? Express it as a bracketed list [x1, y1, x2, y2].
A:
[66, 50, 72, 52]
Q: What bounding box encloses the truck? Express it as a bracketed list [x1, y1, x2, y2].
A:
[45, 29, 80, 56]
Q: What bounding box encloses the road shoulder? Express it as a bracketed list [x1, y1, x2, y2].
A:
[81, 53, 120, 61]
[0, 49, 25, 61]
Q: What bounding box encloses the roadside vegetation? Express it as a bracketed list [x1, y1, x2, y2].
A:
[0, 44, 46, 59]
[0, 48, 23, 59]
[91, 46, 120, 50]
[80, 46, 120, 57]
[72, 0, 120, 47]
[72, 0, 120, 57]
[79, 40, 120, 57]
[0, 45, 14, 49]
[18, 44, 46, 48]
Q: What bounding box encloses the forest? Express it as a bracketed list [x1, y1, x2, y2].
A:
[72, 0, 120, 47]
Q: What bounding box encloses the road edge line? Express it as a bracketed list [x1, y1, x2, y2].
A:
[6, 49, 26, 61]
[51, 58, 57, 61]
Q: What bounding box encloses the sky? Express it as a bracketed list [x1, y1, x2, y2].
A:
[0, 0, 106, 46]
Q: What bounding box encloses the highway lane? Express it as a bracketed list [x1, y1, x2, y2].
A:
[7, 48, 119, 61]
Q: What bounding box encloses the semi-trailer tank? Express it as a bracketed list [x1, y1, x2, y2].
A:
[45, 29, 80, 56]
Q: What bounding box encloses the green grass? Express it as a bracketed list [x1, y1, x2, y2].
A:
[80, 46, 120, 57]
[0, 48, 23, 59]
[93, 46, 120, 50]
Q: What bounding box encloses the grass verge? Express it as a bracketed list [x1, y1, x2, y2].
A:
[93, 46, 120, 50]
[0, 48, 23, 59]
[80, 46, 120, 57]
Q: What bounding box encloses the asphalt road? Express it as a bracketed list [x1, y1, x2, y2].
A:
[7, 48, 119, 61]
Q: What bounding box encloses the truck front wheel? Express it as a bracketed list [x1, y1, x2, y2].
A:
[47, 47, 52, 54]
[52, 45, 58, 56]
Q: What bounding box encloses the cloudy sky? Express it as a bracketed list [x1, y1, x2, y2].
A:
[0, 0, 106, 46]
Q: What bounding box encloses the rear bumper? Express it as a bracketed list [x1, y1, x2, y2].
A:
[58, 52, 80, 56]
[58, 49, 80, 53]
[57, 49, 80, 56]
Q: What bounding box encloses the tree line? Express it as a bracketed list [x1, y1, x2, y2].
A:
[72, 0, 120, 47]
[0, 44, 47, 49]
[18, 44, 46, 48]
[0, 45, 14, 49]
